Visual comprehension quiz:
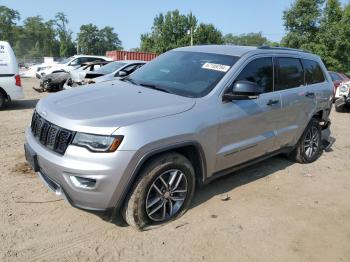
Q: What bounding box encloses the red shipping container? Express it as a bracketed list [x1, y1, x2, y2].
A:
[106, 50, 157, 61]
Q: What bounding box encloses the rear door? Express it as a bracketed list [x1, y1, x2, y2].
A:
[215, 57, 282, 171]
[274, 57, 316, 148]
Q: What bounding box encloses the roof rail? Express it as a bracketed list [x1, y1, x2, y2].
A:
[258, 46, 311, 53]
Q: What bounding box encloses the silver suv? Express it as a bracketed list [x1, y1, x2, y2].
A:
[25, 45, 333, 230]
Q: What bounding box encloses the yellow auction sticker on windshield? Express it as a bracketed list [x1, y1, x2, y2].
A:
[202, 62, 230, 72]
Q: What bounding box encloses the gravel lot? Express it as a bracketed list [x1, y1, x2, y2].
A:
[1, 78, 350, 262]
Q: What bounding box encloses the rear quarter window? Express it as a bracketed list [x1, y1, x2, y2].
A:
[302, 59, 325, 85]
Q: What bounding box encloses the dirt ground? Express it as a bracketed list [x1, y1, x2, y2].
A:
[1, 78, 350, 262]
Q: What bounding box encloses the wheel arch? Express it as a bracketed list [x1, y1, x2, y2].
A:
[114, 141, 207, 212]
[0, 86, 9, 100]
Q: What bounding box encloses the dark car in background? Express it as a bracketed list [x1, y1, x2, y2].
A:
[329, 71, 349, 95]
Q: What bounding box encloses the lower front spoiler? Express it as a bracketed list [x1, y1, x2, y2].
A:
[37, 170, 113, 219]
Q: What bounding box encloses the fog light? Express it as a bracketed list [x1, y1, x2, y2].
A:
[70, 176, 96, 189]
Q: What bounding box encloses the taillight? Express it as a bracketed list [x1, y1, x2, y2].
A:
[15, 75, 21, 87]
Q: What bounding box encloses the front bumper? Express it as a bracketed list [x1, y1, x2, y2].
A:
[25, 128, 136, 211]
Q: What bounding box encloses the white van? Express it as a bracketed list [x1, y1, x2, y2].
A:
[0, 41, 23, 109]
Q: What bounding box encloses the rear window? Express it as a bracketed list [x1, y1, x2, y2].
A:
[302, 59, 325, 85]
[276, 58, 304, 90]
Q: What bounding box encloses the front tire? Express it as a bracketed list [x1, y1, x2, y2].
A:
[123, 152, 195, 230]
[289, 118, 322, 164]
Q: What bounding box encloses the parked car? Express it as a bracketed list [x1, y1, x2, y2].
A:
[0, 41, 23, 109]
[334, 81, 350, 112]
[36, 61, 111, 92]
[63, 60, 146, 89]
[37, 55, 112, 78]
[25, 45, 333, 230]
[328, 71, 349, 96]
[21, 61, 59, 78]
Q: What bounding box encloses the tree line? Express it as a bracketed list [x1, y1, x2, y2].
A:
[0, 6, 122, 58]
[1, 0, 350, 73]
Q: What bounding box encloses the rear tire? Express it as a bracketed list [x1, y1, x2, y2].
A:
[289, 118, 322, 164]
[0, 92, 6, 110]
[123, 152, 195, 231]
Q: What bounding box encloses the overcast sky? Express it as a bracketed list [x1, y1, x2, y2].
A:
[1, 0, 349, 50]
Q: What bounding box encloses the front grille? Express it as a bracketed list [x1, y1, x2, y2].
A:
[31, 112, 74, 155]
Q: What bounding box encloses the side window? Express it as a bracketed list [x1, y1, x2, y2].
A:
[87, 57, 102, 63]
[276, 58, 304, 90]
[235, 57, 273, 93]
[302, 59, 325, 85]
[118, 64, 140, 76]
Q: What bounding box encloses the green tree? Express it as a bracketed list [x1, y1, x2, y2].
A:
[0, 5, 20, 45]
[17, 16, 60, 58]
[317, 0, 343, 71]
[78, 24, 122, 55]
[97, 26, 122, 53]
[336, 4, 350, 72]
[140, 10, 194, 53]
[77, 23, 100, 54]
[282, 0, 325, 49]
[194, 23, 223, 45]
[140, 10, 223, 53]
[55, 12, 75, 57]
[223, 32, 269, 46]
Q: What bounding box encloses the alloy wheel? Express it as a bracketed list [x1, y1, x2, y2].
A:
[146, 169, 188, 222]
[304, 126, 320, 159]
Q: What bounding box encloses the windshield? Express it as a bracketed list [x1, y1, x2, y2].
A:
[59, 56, 75, 64]
[127, 51, 239, 97]
[95, 61, 126, 75]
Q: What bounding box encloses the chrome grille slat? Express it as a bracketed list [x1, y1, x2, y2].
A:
[30, 112, 74, 155]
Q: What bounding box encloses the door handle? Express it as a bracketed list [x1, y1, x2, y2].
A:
[305, 92, 315, 98]
[266, 99, 279, 106]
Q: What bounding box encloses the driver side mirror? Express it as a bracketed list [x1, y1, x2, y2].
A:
[116, 70, 127, 77]
[223, 80, 262, 102]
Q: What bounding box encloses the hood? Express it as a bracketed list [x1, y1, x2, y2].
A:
[36, 81, 195, 135]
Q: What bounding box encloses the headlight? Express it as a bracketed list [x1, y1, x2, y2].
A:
[72, 133, 123, 152]
[340, 85, 349, 92]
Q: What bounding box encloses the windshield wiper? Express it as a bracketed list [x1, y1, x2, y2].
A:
[139, 83, 171, 94]
[121, 77, 138, 86]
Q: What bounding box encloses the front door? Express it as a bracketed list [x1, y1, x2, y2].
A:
[215, 57, 282, 172]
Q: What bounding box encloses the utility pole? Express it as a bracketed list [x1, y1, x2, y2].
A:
[76, 41, 79, 55]
[190, 26, 193, 46]
[76, 33, 79, 55]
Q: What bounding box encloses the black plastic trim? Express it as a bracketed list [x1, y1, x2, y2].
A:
[206, 147, 292, 184]
[113, 141, 207, 213]
[0, 74, 15, 77]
